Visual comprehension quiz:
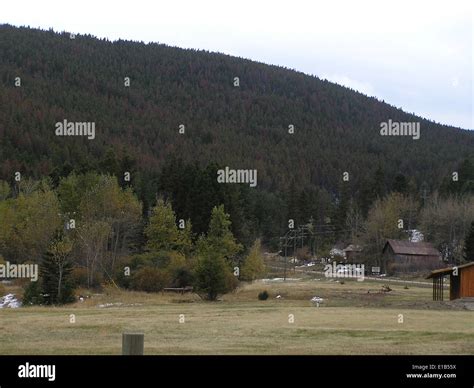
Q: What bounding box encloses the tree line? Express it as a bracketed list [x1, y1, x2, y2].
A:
[0, 162, 473, 304]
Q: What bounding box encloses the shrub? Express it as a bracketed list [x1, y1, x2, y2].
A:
[258, 290, 269, 300]
[22, 281, 44, 305]
[115, 262, 132, 289]
[71, 268, 88, 288]
[115, 270, 131, 289]
[130, 267, 169, 292]
[166, 253, 194, 288]
[71, 267, 102, 288]
[170, 266, 194, 288]
[130, 251, 173, 270]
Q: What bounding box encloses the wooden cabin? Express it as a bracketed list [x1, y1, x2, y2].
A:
[427, 262, 474, 301]
[343, 244, 363, 262]
[382, 239, 441, 274]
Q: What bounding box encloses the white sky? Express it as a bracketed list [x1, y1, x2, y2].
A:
[2, 0, 473, 129]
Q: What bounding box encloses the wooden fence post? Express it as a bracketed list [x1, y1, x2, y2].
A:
[122, 333, 144, 355]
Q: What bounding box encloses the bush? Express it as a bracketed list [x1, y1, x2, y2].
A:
[115, 269, 131, 289]
[130, 267, 169, 292]
[115, 262, 132, 289]
[130, 251, 173, 270]
[70, 267, 89, 288]
[258, 290, 269, 300]
[22, 281, 44, 305]
[166, 253, 194, 287]
[71, 267, 103, 288]
[170, 266, 194, 288]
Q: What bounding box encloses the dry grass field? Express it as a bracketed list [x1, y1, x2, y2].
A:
[1, 278, 473, 355]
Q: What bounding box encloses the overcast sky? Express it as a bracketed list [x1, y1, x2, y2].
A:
[2, 0, 473, 129]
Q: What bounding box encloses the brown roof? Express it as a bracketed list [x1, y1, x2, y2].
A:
[427, 261, 474, 279]
[384, 239, 440, 256]
[343, 244, 363, 252]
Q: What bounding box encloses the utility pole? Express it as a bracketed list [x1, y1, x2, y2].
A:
[279, 225, 317, 277]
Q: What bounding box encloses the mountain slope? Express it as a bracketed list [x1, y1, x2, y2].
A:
[0, 24, 473, 196]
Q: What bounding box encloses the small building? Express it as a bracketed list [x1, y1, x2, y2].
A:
[329, 246, 345, 260]
[382, 239, 441, 274]
[427, 262, 474, 301]
[343, 244, 363, 262]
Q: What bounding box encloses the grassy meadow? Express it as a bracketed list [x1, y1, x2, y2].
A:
[1, 277, 473, 355]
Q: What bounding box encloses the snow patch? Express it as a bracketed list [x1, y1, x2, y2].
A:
[408, 229, 424, 242]
[0, 293, 21, 308]
[98, 302, 123, 308]
[261, 278, 301, 283]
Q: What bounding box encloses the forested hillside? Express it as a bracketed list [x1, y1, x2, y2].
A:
[0, 24, 473, 249]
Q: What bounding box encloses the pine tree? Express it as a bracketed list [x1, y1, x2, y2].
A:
[194, 255, 235, 301]
[464, 221, 474, 262]
[145, 199, 179, 252]
[41, 237, 75, 305]
[176, 218, 194, 257]
[392, 173, 408, 194]
[459, 158, 474, 194]
[334, 182, 351, 238]
[194, 205, 241, 300]
[201, 205, 242, 261]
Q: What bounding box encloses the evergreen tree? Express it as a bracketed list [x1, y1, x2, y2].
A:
[373, 166, 386, 199]
[359, 167, 386, 217]
[99, 148, 119, 177]
[22, 280, 44, 305]
[145, 199, 179, 252]
[199, 205, 242, 261]
[41, 237, 75, 305]
[194, 205, 241, 300]
[392, 173, 408, 194]
[176, 218, 194, 257]
[464, 221, 474, 262]
[194, 255, 236, 301]
[334, 182, 351, 238]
